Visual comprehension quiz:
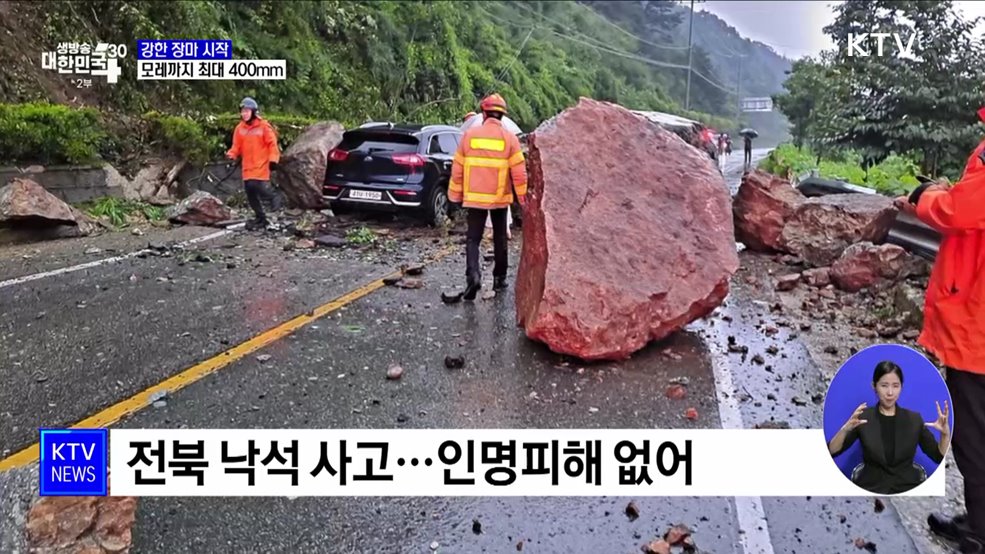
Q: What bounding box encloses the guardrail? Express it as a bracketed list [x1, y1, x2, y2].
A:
[793, 175, 941, 260]
[886, 211, 940, 261]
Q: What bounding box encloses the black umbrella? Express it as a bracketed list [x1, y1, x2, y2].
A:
[739, 128, 759, 138]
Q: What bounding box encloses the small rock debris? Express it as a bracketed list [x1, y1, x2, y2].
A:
[386, 365, 404, 380]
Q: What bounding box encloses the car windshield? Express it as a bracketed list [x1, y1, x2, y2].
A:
[338, 131, 419, 154]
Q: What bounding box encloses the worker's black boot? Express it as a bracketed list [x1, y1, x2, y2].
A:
[493, 276, 508, 291]
[929, 512, 969, 542]
[463, 274, 481, 301]
[961, 532, 985, 553]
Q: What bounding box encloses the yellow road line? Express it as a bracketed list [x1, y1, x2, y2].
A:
[0, 246, 455, 472]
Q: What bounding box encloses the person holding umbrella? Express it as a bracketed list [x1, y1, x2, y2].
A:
[740, 128, 758, 169]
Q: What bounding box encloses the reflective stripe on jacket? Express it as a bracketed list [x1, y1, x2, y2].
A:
[227, 117, 281, 181]
[916, 137, 985, 373]
[449, 118, 527, 209]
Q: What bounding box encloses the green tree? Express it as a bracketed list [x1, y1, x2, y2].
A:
[819, 0, 985, 174]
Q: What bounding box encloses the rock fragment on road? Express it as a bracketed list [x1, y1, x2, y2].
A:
[386, 364, 404, 380]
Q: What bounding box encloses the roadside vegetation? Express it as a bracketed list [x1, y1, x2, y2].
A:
[0, 0, 781, 167]
[758, 144, 921, 196]
[78, 197, 167, 228]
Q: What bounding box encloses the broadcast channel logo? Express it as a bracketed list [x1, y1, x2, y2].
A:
[39, 428, 108, 496]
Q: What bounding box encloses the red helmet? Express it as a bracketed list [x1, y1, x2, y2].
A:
[978, 107, 985, 123]
[480, 93, 508, 114]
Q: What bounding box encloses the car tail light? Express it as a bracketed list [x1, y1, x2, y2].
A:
[328, 148, 348, 162]
[392, 153, 425, 168]
[392, 189, 417, 197]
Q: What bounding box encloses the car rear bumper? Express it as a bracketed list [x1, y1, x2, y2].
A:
[323, 182, 423, 208]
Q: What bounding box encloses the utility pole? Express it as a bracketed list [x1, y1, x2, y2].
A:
[735, 55, 743, 126]
[684, 0, 695, 111]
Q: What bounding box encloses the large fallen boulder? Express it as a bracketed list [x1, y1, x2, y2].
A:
[830, 242, 910, 292]
[277, 121, 345, 209]
[733, 169, 805, 251]
[0, 178, 97, 240]
[779, 194, 897, 267]
[167, 190, 232, 226]
[515, 98, 739, 361]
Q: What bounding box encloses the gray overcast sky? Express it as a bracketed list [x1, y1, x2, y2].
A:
[696, 1, 985, 59]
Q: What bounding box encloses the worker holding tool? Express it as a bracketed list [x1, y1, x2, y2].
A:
[226, 97, 281, 231]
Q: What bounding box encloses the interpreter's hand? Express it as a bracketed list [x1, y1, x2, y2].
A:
[926, 400, 950, 435]
[517, 194, 527, 209]
[842, 403, 868, 432]
[226, 152, 236, 160]
[894, 195, 916, 215]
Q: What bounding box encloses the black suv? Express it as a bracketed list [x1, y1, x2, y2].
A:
[323, 123, 462, 226]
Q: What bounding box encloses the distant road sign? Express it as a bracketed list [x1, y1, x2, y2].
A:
[741, 97, 773, 112]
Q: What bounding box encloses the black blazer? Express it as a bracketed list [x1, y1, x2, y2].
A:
[832, 406, 944, 494]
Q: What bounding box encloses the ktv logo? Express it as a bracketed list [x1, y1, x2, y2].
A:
[844, 32, 921, 58]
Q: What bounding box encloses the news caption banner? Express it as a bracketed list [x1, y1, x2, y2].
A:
[136, 39, 286, 80]
[39, 429, 943, 497]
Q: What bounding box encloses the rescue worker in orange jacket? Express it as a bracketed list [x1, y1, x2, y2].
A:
[450, 93, 527, 300]
[897, 106, 985, 553]
[226, 97, 281, 230]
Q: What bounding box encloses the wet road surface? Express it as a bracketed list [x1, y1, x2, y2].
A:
[0, 152, 941, 553]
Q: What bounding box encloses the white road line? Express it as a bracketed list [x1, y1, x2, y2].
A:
[0, 226, 243, 290]
[709, 345, 777, 554]
[709, 338, 777, 553]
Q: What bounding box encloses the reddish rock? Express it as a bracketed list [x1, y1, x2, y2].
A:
[665, 523, 693, 545]
[779, 194, 897, 267]
[278, 121, 344, 208]
[167, 190, 232, 226]
[515, 98, 738, 360]
[642, 539, 671, 554]
[666, 385, 687, 400]
[684, 407, 699, 420]
[0, 178, 97, 238]
[802, 267, 832, 287]
[776, 273, 801, 291]
[831, 242, 910, 292]
[92, 496, 137, 552]
[733, 170, 805, 251]
[27, 495, 136, 553]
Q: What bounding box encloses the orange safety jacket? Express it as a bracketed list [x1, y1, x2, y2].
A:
[450, 118, 527, 209]
[227, 116, 281, 182]
[915, 136, 985, 373]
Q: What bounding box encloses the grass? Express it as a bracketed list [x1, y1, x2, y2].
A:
[79, 196, 167, 228]
[345, 226, 376, 246]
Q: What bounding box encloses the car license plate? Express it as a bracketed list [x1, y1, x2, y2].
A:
[349, 190, 382, 201]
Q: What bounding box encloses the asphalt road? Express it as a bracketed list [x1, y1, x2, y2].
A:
[0, 153, 944, 553]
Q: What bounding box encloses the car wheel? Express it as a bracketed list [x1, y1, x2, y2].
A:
[426, 185, 450, 227]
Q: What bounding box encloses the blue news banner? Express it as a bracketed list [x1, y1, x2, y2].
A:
[137, 39, 232, 60]
[40, 429, 108, 496]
